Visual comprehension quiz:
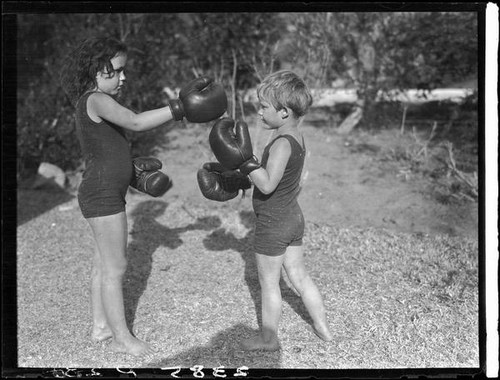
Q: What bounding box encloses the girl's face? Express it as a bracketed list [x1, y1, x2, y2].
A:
[95, 52, 127, 96]
[257, 98, 288, 129]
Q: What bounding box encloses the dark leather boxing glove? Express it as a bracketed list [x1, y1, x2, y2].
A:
[131, 157, 163, 172]
[197, 162, 251, 202]
[130, 157, 173, 197]
[208, 118, 261, 175]
[168, 77, 227, 123]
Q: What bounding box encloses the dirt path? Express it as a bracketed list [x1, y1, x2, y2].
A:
[156, 118, 478, 240]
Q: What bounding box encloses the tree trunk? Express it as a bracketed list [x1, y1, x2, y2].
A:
[338, 31, 378, 134]
[230, 49, 237, 118]
[337, 99, 364, 135]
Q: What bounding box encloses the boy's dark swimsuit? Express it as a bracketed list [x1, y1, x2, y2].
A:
[252, 134, 306, 256]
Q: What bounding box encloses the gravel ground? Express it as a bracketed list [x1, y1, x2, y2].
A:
[12, 123, 480, 374]
[14, 189, 479, 372]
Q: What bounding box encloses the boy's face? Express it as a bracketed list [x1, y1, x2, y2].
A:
[95, 52, 127, 96]
[257, 98, 288, 129]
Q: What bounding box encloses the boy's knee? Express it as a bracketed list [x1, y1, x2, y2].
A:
[286, 268, 309, 291]
[285, 263, 305, 278]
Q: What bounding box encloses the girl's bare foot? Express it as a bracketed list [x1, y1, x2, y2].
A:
[109, 336, 157, 357]
[240, 335, 280, 351]
[91, 325, 113, 342]
[312, 323, 333, 342]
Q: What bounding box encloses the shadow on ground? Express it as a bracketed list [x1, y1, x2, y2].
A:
[147, 323, 282, 369]
[124, 200, 221, 328]
[17, 188, 75, 226]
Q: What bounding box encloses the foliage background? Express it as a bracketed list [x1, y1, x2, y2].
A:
[15, 10, 479, 179]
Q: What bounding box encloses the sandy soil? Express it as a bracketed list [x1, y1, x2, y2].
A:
[155, 116, 478, 240]
[18, 113, 477, 240]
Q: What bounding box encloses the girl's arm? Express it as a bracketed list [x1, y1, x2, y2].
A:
[249, 138, 291, 194]
[89, 92, 174, 131]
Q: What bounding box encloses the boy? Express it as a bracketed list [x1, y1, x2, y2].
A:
[208, 70, 333, 351]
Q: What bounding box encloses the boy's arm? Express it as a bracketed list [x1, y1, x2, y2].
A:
[208, 117, 288, 193]
[249, 139, 291, 195]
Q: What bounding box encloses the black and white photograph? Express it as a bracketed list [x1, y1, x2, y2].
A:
[2, 1, 498, 378]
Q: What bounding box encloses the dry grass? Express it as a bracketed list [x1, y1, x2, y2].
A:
[16, 189, 479, 370]
[14, 117, 479, 373]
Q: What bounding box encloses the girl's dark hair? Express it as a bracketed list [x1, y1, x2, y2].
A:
[60, 37, 127, 105]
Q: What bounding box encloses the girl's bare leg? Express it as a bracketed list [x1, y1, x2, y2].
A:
[90, 244, 112, 342]
[240, 253, 284, 351]
[88, 212, 156, 356]
[283, 245, 333, 341]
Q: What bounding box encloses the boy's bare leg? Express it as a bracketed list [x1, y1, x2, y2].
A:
[283, 245, 333, 341]
[88, 212, 156, 356]
[90, 245, 112, 342]
[241, 253, 284, 351]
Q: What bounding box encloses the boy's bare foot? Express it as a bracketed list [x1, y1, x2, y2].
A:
[109, 336, 157, 357]
[312, 324, 333, 342]
[91, 325, 113, 342]
[240, 335, 280, 351]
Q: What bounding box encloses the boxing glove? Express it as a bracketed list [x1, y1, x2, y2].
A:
[208, 118, 261, 175]
[197, 162, 252, 202]
[168, 77, 227, 123]
[130, 157, 173, 197]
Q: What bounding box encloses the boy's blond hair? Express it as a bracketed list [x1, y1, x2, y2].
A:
[257, 70, 313, 118]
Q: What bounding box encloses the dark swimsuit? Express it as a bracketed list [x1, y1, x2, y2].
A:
[75, 92, 133, 218]
[252, 134, 306, 256]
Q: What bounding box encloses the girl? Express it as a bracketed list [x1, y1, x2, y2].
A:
[60, 36, 225, 356]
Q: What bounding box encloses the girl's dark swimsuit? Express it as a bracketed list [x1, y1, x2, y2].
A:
[252, 134, 306, 256]
[75, 92, 133, 218]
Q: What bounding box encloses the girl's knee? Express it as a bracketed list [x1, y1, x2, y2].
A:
[102, 258, 128, 280]
[91, 265, 101, 279]
[102, 270, 126, 284]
